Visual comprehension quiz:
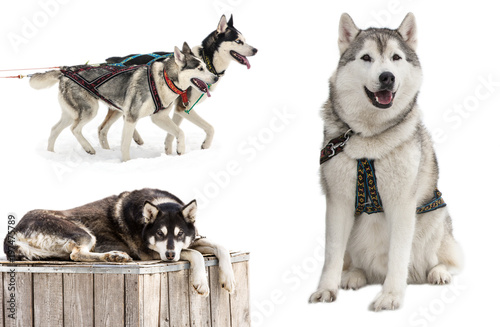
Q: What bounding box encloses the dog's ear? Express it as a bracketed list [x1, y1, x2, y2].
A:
[143, 201, 159, 224]
[397, 12, 417, 51]
[338, 13, 359, 55]
[217, 15, 228, 34]
[182, 42, 193, 55]
[182, 200, 197, 223]
[228, 14, 234, 27]
[174, 46, 186, 66]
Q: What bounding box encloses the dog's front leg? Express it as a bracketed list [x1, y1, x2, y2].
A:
[180, 248, 209, 297]
[190, 238, 235, 293]
[121, 117, 138, 161]
[370, 203, 416, 311]
[310, 194, 354, 303]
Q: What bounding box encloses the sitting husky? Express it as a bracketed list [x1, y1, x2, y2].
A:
[30, 43, 218, 161]
[309, 13, 463, 310]
[100, 14, 258, 154]
[3, 188, 235, 296]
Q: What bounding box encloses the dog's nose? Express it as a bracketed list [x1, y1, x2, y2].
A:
[213, 76, 219, 83]
[165, 251, 175, 260]
[379, 72, 395, 89]
[252, 48, 258, 55]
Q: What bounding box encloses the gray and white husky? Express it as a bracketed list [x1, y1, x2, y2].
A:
[100, 14, 258, 154]
[309, 13, 463, 310]
[3, 188, 235, 297]
[30, 43, 218, 161]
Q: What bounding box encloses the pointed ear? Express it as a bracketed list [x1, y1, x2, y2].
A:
[217, 15, 228, 34]
[143, 201, 159, 224]
[397, 13, 417, 51]
[228, 14, 234, 27]
[182, 200, 197, 223]
[182, 41, 192, 55]
[174, 46, 185, 66]
[338, 13, 360, 55]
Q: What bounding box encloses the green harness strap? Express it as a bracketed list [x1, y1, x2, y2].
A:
[184, 84, 211, 114]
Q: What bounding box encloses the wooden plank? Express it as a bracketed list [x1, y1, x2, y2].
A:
[33, 273, 63, 327]
[63, 273, 93, 327]
[230, 261, 251, 327]
[159, 272, 169, 327]
[94, 274, 125, 327]
[125, 274, 142, 327]
[3, 264, 34, 327]
[168, 269, 190, 327]
[208, 266, 231, 327]
[188, 266, 210, 327]
[143, 274, 161, 327]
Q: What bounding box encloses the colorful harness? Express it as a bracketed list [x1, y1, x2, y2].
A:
[320, 130, 446, 216]
[61, 54, 174, 114]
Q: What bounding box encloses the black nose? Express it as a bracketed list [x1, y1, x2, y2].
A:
[379, 72, 395, 89]
[213, 76, 219, 83]
[165, 251, 175, 260]
[252, 48, 258, 55]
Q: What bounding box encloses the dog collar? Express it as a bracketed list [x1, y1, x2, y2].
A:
[201, 49, 225, 77]
[163, 69, 189, 106]
[320, 129, 353, 164]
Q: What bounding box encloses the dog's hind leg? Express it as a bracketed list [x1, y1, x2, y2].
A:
[98, 108, 145, 149]
[48, 110, 73, 152]
[190, 238, 235, 293]
[178, 109, 215, 150]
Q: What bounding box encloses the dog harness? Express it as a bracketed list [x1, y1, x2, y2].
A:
[320, 130, 446, 216]
[60, 54, 175, 114]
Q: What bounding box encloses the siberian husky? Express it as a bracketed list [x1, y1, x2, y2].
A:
[100, 14, 258, 154]
[309, 13, 463, 311]
[3, 188, 235, 296]
[29, 43, 218, 161]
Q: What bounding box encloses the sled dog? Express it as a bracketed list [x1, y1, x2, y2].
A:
[30, 43, 218, 161]
[100, 14, 258, 154]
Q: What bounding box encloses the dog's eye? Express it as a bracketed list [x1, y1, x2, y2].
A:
[156, 230, 164, 237]
[361, 54, 372, 62]
[235, 40, 243, 45]
[198, 66, 204, 71]
[177, 230, 184, 237]
[392, 54, 402, 61]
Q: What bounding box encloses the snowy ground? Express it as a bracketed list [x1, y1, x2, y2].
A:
[1, 0, 499, 326]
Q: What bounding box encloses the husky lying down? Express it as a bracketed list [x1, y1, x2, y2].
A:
[3, 188, 235, 296]
[309, 13, 463, 310]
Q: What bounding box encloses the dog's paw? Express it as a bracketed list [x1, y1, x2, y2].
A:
[191, 273, 210, 297]
[309, 288, 338, 303]
[85, 147, 96, 155]
[104, 251, 133, 263]
[370, 291, 403, 311]
[341, 269, 367, 290]
[219, 269, 236, 293]
[427, 265, 452, 285]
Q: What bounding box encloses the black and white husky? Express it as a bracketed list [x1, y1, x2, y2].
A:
[309, 13, 463, 310]
[100, 14, 258, 154]
[29, 43, 218, 161]
[3, 188, 235, 296]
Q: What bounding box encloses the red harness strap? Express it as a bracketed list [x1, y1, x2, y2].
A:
[163, 70, 189, 106]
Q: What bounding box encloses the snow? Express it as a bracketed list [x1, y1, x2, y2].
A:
[1, 0, 499, 326]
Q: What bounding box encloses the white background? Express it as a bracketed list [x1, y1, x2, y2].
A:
[0, 0, 499, 326]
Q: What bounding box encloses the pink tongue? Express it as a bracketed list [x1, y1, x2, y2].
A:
[242, 56, 251, 69]
[206, 89, 211, 97]
[374, 90, 392, 105]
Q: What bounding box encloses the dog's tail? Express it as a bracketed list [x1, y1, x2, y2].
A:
[29, 70, 61, 90]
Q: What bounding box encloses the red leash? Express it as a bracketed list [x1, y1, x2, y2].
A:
[0, 66, 60, 79]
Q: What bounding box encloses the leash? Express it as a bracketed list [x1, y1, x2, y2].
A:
[0, 66, 61, 79]
[319, 129, 353, 164]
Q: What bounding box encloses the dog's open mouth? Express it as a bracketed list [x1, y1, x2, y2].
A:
[364, 87, 395, 109]
[230, 50, 251, 69]
[191, 78, 211, 97]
